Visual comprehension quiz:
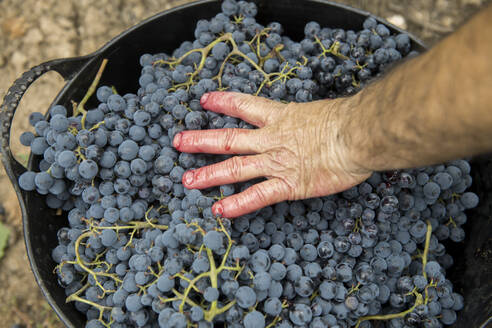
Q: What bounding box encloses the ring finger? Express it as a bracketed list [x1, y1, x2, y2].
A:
[182, 154, 272, 189]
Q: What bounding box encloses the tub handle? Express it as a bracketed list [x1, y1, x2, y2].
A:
[0, 55, 94, 185]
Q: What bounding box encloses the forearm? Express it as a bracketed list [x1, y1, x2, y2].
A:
[343, 4, 492, 172]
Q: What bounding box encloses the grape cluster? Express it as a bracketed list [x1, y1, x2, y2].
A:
[17, 1, 478, 327]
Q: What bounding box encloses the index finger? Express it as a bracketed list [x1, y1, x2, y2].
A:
[200, 92, 285, 127]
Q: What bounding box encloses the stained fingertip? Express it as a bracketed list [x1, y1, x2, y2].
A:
[182, 170, 194, 187]
[212, 202, 224, 217]
[200, 91, 230, 110]
[200, 92, 211, 107]
[173, 132, 182, 149]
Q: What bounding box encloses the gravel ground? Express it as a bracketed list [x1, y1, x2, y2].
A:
[0, 0, 487, 327]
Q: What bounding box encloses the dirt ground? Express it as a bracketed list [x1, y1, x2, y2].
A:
[0, 0, 488, 327]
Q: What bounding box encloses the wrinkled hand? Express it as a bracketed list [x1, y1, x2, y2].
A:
[173, 91, 372, 218]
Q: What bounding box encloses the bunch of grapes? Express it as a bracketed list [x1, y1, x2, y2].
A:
[16, 1, 479, 327]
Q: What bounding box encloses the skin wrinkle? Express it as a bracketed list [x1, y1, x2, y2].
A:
[226, 156, 244, 182]
[223, 128, 239, 152]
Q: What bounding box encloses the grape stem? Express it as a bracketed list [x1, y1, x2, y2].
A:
[154, 29, 304, 97]
[169, 218, 242, 322]
[63, 217, 169, 326]
[72, 58, 108, 129]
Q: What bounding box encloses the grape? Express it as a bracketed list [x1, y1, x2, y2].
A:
[86, 319, 104, 328]
[286, 232, 303, 250]
[300, 244, 317, 261]
[29, 112, 45, 126]
[236, 286, 256, 309]
[294, 276, 314, 297]
[450, 226, 465, 242]
[80, 185, 98, 203]
[20, 131, 35, 146]
[157, 273, 175, 292]
[243, 310, 265, 328]
[168, 312, 187, 328]
[117, 140, 139, 161]
[433, 172, 453, 190]
[218, 278, 238, 297]
[317, 241, 334, 259]
[334, 236, 350, 253]
[31, 137, 49, 155]
[204, 287, 219, 302]
[107, 94, 126, 112]
[254, 272, 272, 291]
[190, 306, 204, 322]
[409, 220, 428, 239]
[203, 230, 223, 251]
[78, 160, 98, 179]
[269, 262, 286, 281]
[263, 297, 282, 316]
[49, 114, 68, 132]
[96, 86, 113, 102]
[250, 250, 270, 272]
[111, 307, 126, 323]
[289, 303, 312, 326]
[101, 229, 117, 247]
[423, 181, 441, 199]
[18, 171, 37, 191]
[170, 166, 185, 183]
[34, 172, 54, 190]
[125, 293, 143, 312]
[460, 191, 479, 209]
[286, 264, 302, 282]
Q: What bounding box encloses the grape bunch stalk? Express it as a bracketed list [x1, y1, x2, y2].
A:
[16, 0, 478, 328]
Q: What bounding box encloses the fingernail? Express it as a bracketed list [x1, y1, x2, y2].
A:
[200, 93, 210, 106]
[183, 171, 194, 186]
[173, 132, 182, 149]
[212, 202, 224, 217]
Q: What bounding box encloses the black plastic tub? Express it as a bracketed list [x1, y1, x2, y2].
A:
[0, 0, 490, 327]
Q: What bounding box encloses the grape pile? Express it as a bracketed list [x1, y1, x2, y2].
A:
[16, 1, 479, 327]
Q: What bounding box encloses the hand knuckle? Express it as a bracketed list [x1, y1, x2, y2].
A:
[234, 96, 251, 114]
[226, 156, 242, 180]
[251, 185, 269, 204]
[222, 128, 238, 151]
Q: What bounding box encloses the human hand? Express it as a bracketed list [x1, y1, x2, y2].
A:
[173, 91, 372, 218]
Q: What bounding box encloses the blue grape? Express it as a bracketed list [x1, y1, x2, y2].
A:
[235, 286, 256, 308]
[20, 131, 35, 146]
[34, 171, 54, 190]
[18, 171, 37, 191]
[203, 230, 223, 251]
[204, 287, 219, 302]
[125, 293, 143, 312]
[269, 262, 286, 281]
[78, 160, 98, 179]
[244, 310, 265, 328]
[300, 244, 317, 261]
[190, 306, 204, 322]
[294, 276, 314, 297]
[289, 303, 312, 326]
[100, 229, 117, 247]
[460, 191, 479, 209]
